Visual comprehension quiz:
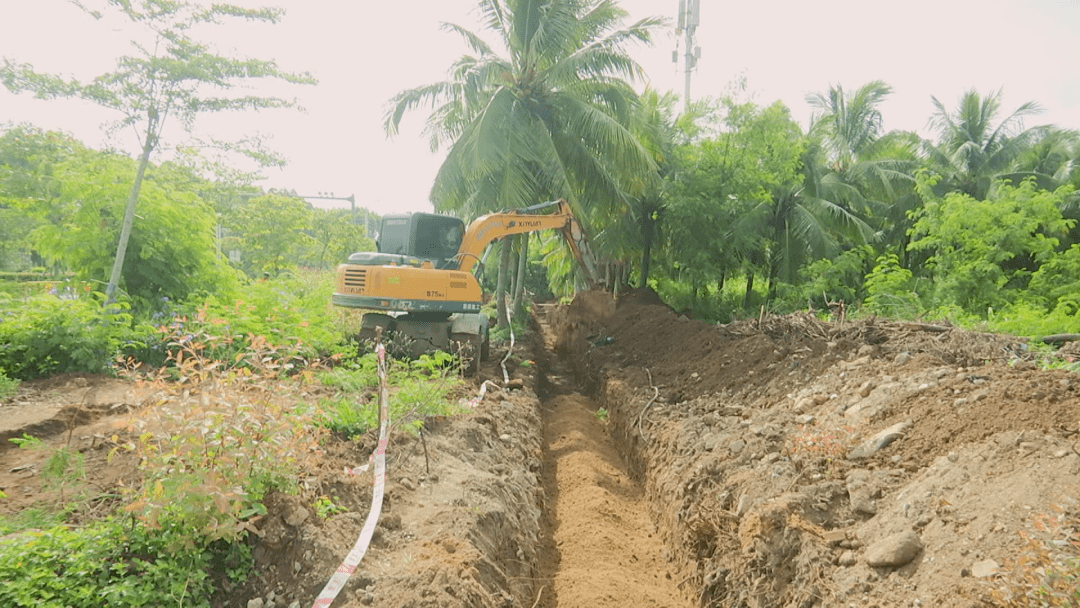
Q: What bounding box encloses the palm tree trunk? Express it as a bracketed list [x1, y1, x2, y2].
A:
[104, 130, 155, 304]
[640, 207, 655, 288]
[512, 233, 528, 315]
[742, 272, 755, 309]
[496, 236, 512, 328]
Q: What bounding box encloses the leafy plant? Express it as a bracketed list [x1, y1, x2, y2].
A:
[314, 495, 348, 519]
[0, 368, 19, 400]
[594, 407, 609, 422]
[317, 350, 465, 437]
[118, 332, 324, 542]
[0, 520, 225, 607]
[0, 294, 136, 380]
[990, 506, 1080, 606]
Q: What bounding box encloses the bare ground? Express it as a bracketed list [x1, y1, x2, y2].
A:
[1, 290, 1078, 607]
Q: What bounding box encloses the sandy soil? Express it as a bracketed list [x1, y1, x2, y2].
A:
[1, 290, 1078, 607]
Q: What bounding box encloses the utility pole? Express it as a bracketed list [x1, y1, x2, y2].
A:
[674, 0, 701, 112]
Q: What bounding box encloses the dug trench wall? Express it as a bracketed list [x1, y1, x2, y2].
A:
[550, 290, 1080, 608]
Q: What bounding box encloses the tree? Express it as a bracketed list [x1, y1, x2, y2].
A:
[224, 194, 314, 276]
[1, 0, 314, 303]
[925, 88, 1044, 200]
[908, 176, 1074, 312]
[384, 0, 661, 325]
[0, 125, 85, 271]
[28, 147, 234, 303]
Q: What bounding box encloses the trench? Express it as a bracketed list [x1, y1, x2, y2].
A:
[532, 306, 692, 608]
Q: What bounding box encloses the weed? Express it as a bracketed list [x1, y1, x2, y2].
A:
[784, 424, 855, 476]
[8, 433, 42, 449]
[595, 407, 609, 422]
[314, 495, 348, 519]
[990, 506, 1080, 606]
[0, 368, 18, 400]
[317, 349, 464, 437]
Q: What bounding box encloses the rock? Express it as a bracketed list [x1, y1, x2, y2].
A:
[846, 469, 877, 514]
[895, 352, 911, 365]
[971, 559, 999, 578]
[848, 421, 912, 460]
[284, 506, 310, 528]
[795, 414, 816, 425]
[838, 550, 857, 567]
[289, 602, 301, 608]
[864, 530, 923, 567]
[729, 440, 746, 453]
[822, 529, 848, 546]
[247, 599, 264, 608]
[399, 477, 417, 491]
[858, 380, 875, 398]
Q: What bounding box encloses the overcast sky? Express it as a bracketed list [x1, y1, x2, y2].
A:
[2, 0, 1078, 216]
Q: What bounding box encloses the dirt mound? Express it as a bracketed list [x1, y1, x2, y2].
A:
[560, 292, 1079, 607]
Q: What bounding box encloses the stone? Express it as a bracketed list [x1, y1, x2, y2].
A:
[846, 469, 877, 514]
[838, 550, 857, 567]
[728, 440, 746, 453]
[284, 506, 310, 528]
[247, 599, 264, 608]
[822, 529, 848, 546]
[894, 352, 911, 365]
[864, 530, 923, 567]
[971, 559, 999, 578]
[848, 421, 912, 460]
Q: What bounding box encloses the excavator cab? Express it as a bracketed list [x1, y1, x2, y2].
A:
[374, 213, 465, 270]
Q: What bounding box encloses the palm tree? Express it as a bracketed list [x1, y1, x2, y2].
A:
[806, 80, 893, 172]
[805, 81, 919, 242]
[384, 0, 662, 323]
[925, 88, 1045, 200]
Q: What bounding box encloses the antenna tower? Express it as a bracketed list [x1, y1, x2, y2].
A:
[673, 0, 701, 111]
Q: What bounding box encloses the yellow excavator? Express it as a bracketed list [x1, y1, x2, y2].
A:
[332, 199, 602, 370]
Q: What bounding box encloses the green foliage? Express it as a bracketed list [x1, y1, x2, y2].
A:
[908, 179, 1074, 313]
[318, 350, 464, 437]
[1028, 243, 1080, 310]
[0, 368, 18, 400]
[223, 193, 315, 275]
[24, 151, 239, 304]
[785, 245, 874, 311]
[985, 300, 1080, 340]
[120, 338, 322, 542]
[0, 294, 136, 380]
[863, 253, 921, 318]
[0, 521, 222, 608]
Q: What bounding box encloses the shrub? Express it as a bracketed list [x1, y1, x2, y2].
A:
[0, 294, 136, 380]
[0, 521, 222, 608]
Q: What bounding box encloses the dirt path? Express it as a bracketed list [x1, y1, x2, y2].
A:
[539, 392, 688, 608]
[536, 306, 690, 608]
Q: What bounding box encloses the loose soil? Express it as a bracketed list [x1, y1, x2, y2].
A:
[2, 290, 1079, 607]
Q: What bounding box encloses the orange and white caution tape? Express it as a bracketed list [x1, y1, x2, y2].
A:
[311, 338, 390, 607]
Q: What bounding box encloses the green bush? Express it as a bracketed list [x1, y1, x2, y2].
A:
[0, 520, 225, 608]
[0, 368, 19, 400]
[0, 294, 136, 380]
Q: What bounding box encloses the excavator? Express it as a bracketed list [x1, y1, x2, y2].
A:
[332, 199, 602, 371]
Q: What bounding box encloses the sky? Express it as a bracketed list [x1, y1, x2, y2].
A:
[2, 0, 1079, 217]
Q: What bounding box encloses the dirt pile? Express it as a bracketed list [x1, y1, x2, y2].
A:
[563, 288, 1080, 607]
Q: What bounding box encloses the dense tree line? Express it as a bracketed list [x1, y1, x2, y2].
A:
[2, 0, 1077, 337]
[0, 124, 376, 307]
[386, 0, 1078, 334]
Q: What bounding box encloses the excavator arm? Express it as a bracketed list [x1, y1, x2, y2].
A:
[453, 199, 602, 290]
